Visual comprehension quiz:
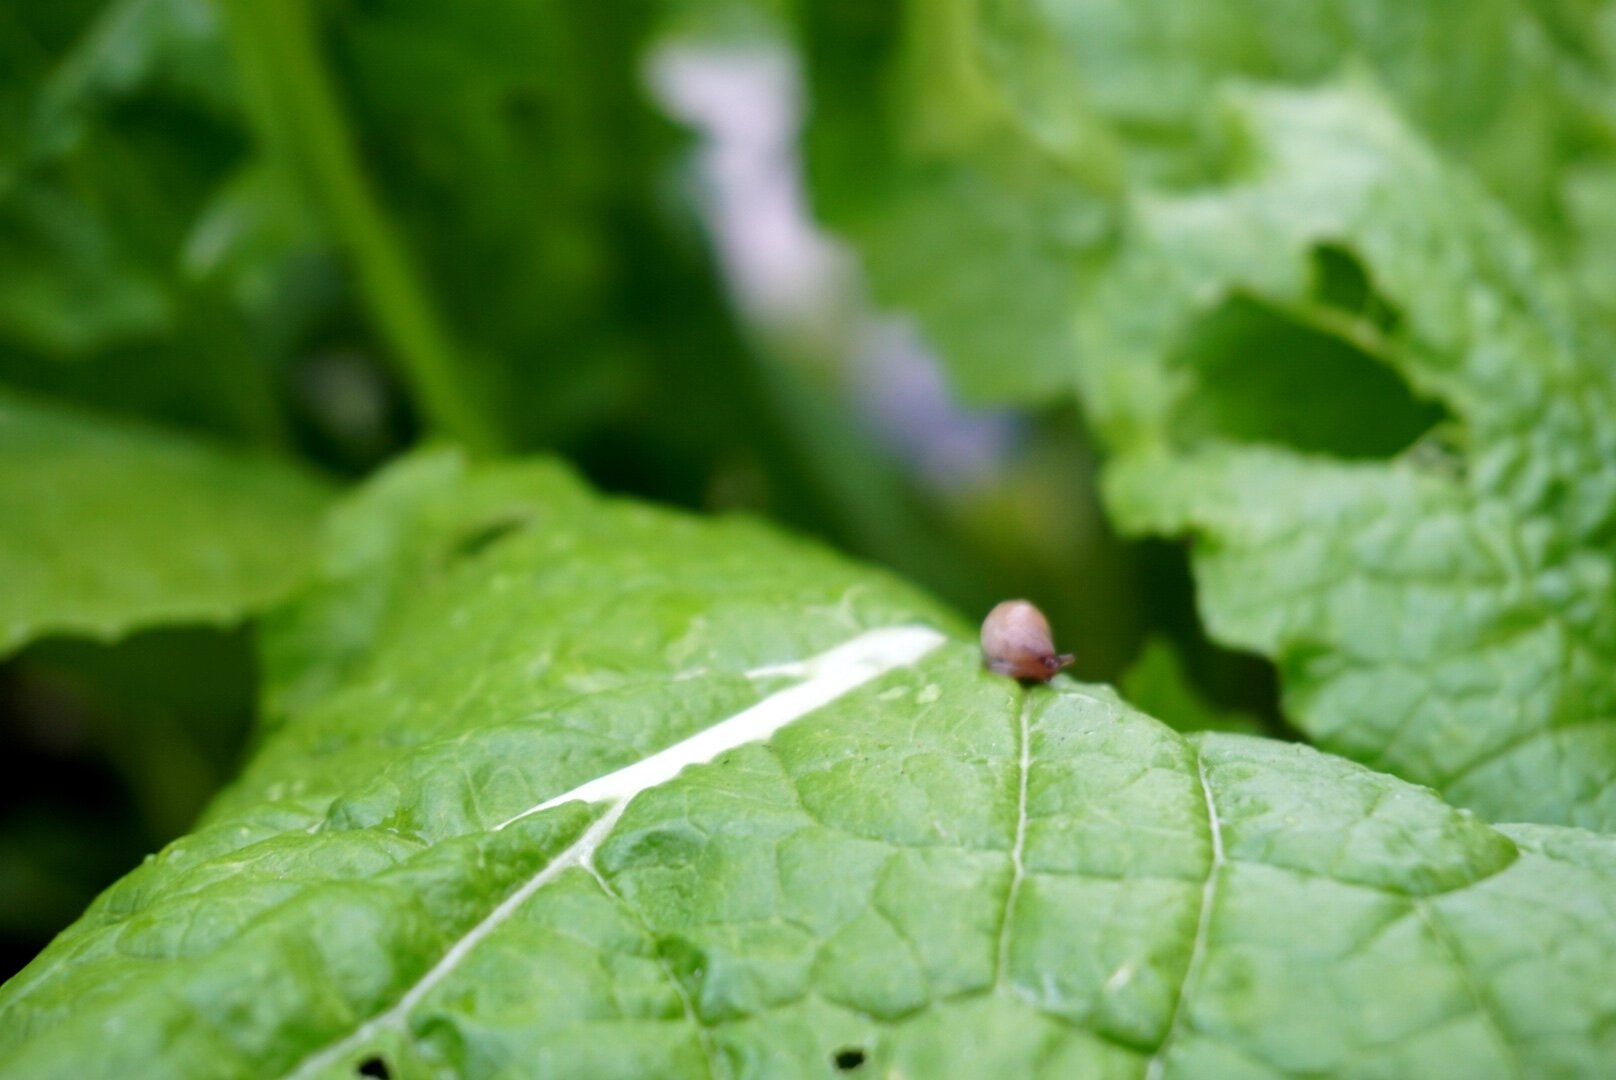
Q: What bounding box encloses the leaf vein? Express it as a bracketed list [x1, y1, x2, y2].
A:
[1144, 751, 1224, 1080]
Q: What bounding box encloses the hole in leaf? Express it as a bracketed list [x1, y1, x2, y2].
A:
[445, 514, 531, 563]
[356, 1056, 390, 1079]
[833, 1047, 867, 1071]
[1310, 244, 1401, 332]
[1169, 293, 1446, 460]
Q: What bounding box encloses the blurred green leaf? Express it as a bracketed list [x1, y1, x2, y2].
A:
[800, 0, 1115, 405]
[220, 0, 810, 461]
[0, 182, 173, 354]
[972, 0, 1605, 196]
[0, 389, 332, 655]
[0, 0, 299, 447]
[27, 0, 235, 162]
[219, 0, 497, 452]
[799, 0, 1616, 406]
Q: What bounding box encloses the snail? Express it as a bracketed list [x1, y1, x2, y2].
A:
[981, 600, 1074, 681]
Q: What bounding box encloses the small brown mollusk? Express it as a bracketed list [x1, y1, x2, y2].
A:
[981, 600, 1074, 682]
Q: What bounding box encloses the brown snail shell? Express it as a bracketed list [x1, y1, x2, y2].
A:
[981, 600, 1074, 682]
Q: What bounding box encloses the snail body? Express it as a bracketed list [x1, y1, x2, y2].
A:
[981, 600, 1074, 681]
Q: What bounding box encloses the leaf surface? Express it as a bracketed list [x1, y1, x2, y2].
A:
[0, 391, 331, 655]
[800, 0, 1616, 829]
[799, 0, 1616, 405]
[2, 452, 1612, 1078]
[1095, 84, 1616, 830]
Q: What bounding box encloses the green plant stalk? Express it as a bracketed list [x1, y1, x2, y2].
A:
[217, 0, 501, 453]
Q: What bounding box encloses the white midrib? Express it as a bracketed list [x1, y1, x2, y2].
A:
[281, 624, 947, 1080]
[1144, 754, 1225, 1080]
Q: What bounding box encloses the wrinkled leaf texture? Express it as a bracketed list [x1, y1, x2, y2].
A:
[1095, 84, 1616, 832]
[2, 452, 1612, 1078]
[800, 0, 1616, 832]
[802, 0, 1616, 407]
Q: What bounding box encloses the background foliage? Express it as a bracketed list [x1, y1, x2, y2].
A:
[0, 0, 1164, 976]
[1, 2, 1614, 1067]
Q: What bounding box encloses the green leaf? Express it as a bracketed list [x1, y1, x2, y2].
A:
[0, 390, 332, 655]
[4, 451, 1614, 1077]
[27, 0, 236, 162]
[971, 0, 1606, 203]
[798, 4, 1616, 827]
[800, 0, 1116, 406]
[0, 181, 174, 355]
[1094, 83, 1616, 830]
[799, 0, 1616, 405]
[0, 0, 296, 446]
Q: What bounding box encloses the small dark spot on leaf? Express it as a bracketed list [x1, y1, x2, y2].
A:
[833, 1047, 866, 1071]
[446, 514, 530, 563]
[356, 1056, 390, 1079]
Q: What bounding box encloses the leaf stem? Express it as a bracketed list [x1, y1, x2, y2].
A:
[218, 0, 501, 453]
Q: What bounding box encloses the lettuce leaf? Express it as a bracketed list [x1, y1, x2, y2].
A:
[800, 0, 1616, 406]
[1096, 83, 1616, 831]
[799, 1, 1616, 831]
[3, 452, 1612, 1078]
[0, 390, 330, 655]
